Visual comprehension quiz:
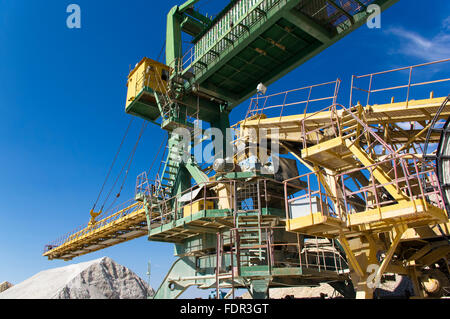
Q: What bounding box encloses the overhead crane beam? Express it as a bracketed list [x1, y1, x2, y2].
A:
[168, 0, 400, 109]
[325, 0, 355, 24]
[284, 9, 332, 43]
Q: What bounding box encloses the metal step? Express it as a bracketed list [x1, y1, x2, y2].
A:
[164, 171, 178, 176]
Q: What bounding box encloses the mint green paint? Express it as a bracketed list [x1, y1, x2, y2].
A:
[180, 0, 399, 109]
[166, 6, 182, 69]
[184, 161, 209, 184]
[250, 279, 270, 299]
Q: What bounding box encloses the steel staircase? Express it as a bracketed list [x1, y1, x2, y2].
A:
[156, 134, 187, 199]
[234, 211, 274, 271]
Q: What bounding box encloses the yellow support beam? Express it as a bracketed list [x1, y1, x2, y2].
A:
[372, 224, 407, 286]
[345, 139, 408, 202]
[338, 235, 365, 278]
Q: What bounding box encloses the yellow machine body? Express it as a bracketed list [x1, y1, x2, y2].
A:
[183, 200, 214, 217]
[125, 57, 171, 109]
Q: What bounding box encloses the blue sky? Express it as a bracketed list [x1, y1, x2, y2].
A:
[0, 0, 449, 299]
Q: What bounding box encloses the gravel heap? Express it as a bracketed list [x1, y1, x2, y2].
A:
[0, 257, 154, 299]
[0, 282, 13, 293]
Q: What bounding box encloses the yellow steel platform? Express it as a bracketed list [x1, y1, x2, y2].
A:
[239, 97, 448, 145]
[44, 202, 148, 261]
[286, 199, 448, 237]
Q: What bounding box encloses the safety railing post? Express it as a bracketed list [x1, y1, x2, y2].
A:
[284, 181, 290, 221]
[341, 175, 349, 216]
[315, 237, 320, 271]
[406, 66, 413, 107]
[297, 233, 302, 268]
[308, 174, 312, 218]
[367, 74, 373, 106]
[174, 197, 178, 221]
[412, 157, 425, 201]
[230, 228, 235, 300]
[216, 232, 220, 299]
[369, 166, 381, 218]
[333, 174, 343, 220]
[264, 179, 268, 211]
[321, 240, 327, 271]
[349, 75, 355, 108]
[317, 174, 325, 217]
[332, 240, 338, 274]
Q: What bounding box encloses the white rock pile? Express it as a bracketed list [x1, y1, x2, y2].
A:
[0, 257, 154, 299]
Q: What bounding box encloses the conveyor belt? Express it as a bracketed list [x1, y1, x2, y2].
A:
[43, 202, 149, 261]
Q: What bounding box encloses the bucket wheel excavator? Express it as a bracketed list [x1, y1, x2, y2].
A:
[42, 0, 450, 299]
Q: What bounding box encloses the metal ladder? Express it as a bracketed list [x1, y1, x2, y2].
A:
[234, 210, 274, 271]
[156, 135, 187, 198]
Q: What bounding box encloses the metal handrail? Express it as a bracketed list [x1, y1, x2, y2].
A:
[45, 200, 143, 249]
[228, 225, 349, 274]
[284, 153, 446, 224]
[350, 58, 450, 108]
[243, 79, 341, 121]
[182, 0, 283, 73]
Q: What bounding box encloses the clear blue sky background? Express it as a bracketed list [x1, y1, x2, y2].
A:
[0, 0, 449, 299]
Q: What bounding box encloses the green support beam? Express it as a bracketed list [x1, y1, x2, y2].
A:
[179, 0, 201, 13]
[166, 6, 183, 69]
[153, 256, 198, 299]
[284, 9, 333, 44]
[186, 0, 303, 95]
[226, 0, 400, 107]
[185, 161, 209, 184]
[250, 279, 270, 299]
[181, 15, 205, 36]
[177, 0, 399, 109]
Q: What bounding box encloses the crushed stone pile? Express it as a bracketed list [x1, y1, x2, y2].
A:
[0, 282, 13, 293]
[0, 257, 154, 299]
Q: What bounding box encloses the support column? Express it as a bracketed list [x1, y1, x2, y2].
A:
[329, 280, 356, 298]
[250, 279, 270, 299]
[372, 225, 407, 286]
[153, 256, 197, 299]
[210, 108, 231, 161]
[166, 6, 182, 70]
[339, 235, 374, 299]
[408, 266, 425, 298]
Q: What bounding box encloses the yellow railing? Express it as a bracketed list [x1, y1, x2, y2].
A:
[44, 199, 144, 254]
